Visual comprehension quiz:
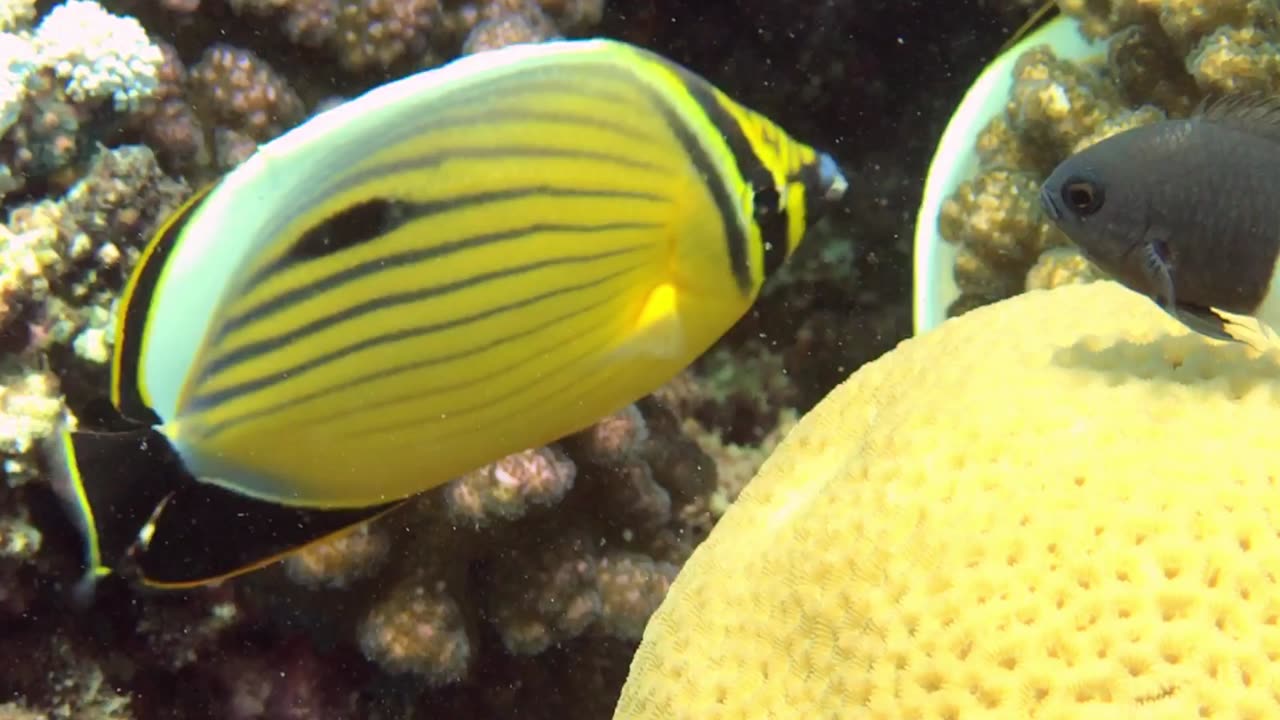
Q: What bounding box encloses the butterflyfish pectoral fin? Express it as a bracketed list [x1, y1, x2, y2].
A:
[611, 282, 686, 360]
[124, 481, 406, 589]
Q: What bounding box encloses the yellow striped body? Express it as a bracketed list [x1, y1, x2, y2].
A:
[112, 39, 848, 509]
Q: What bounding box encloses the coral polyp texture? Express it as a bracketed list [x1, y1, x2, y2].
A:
[938, 2, 1280, 319]
[34, 0, 164, 112]
[220, 0, 603, 69]
[615, 280, 1280, 720]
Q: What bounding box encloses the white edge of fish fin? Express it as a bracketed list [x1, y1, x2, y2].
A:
[258, 38, 625, 165]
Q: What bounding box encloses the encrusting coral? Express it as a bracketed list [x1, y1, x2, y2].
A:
[938, 2, 1280, 319]
[616, 280, 1280, 719]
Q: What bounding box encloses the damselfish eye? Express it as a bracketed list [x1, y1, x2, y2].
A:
[753, 186, 781, 218]
[1061, 179, 1104, 216]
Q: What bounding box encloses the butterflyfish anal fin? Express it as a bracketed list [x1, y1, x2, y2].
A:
[43, 422, 404, 592]
[42, 425, 189, 595]
[127, 482, 404, 589]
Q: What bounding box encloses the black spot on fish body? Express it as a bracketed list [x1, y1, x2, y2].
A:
[753, 185, 781, 219]
[289, 199, 412, 260]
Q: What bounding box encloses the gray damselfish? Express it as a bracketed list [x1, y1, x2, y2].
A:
[1040, 94, 1280, 344]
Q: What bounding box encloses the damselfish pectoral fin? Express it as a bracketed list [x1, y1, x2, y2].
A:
[126, 482, 405, 589]
[1139, 236, 1176, 315]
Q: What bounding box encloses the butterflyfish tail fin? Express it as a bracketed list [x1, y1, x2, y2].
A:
[124, 479, 405, 590]
[42, 425, 186, 604]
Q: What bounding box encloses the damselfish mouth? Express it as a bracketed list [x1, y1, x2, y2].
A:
[1039, 186, 1062, 221]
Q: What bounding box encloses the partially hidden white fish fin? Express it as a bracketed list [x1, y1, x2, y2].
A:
[1224, 313, 1280, 354]
[1180, 305, 1279, 353]
[612, 282, 686, 360]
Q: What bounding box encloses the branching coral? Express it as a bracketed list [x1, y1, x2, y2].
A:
[0, 630, 134, 719]
[334, 0, 441, 71]
[616, 280, 1280, 719]
[132, 42, 208, 172]
[444, 446, 577, 528]
[0, 144, 186, 484]
[243, 400, 728, 690]
[0, 0, 167, 197]
[188, 44, 305, 147]
[33, 0, 165, 112]
[461, 6, 560, 55]
[221, 0, 601, 72]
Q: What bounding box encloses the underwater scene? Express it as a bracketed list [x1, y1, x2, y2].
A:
[3, 0, 1280, 717]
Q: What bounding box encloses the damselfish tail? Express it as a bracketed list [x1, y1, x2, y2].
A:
[44, 425, 405, 596]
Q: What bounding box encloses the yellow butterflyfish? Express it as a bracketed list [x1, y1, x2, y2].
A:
[46, 38, 848, 593]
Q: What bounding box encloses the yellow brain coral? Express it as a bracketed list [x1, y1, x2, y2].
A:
[614, 281, 1280, 720]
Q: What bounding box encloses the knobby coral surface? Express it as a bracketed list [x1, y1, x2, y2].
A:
[617, 280, 1280, 719]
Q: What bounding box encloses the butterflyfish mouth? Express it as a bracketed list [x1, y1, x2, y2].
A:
[818, 153, 848, 202]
